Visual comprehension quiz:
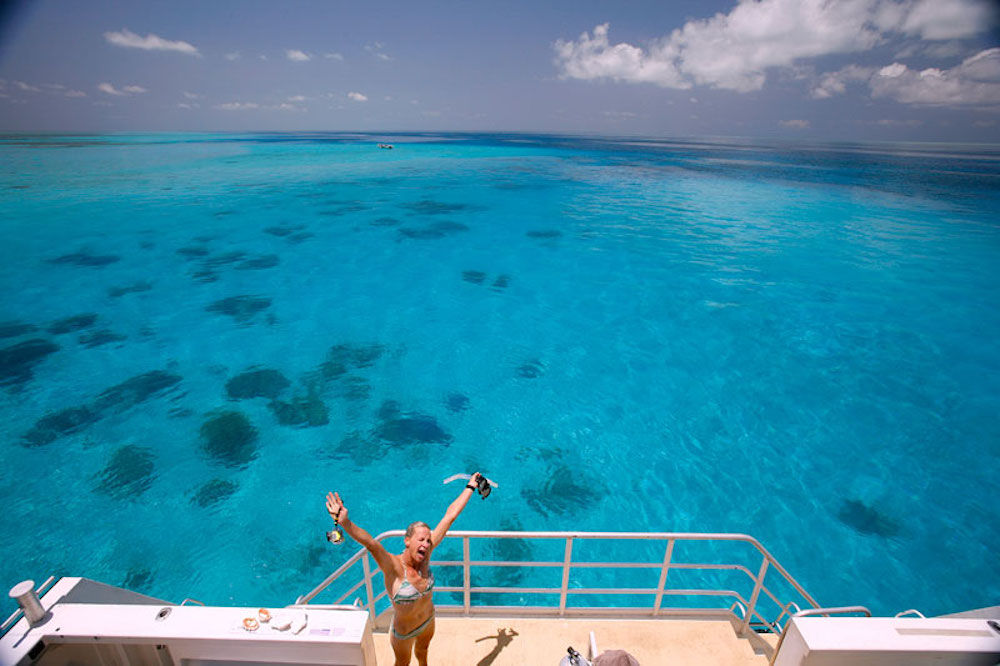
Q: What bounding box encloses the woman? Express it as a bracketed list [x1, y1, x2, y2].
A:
[325, 473, 483, 666]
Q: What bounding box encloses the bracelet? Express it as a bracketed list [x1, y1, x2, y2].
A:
[466, 483, 476, 491]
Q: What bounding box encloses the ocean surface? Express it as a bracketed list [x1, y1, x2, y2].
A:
[1, 132, 998, 621]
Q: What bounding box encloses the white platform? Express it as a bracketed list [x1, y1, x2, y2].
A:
[773, 616, 1000, 666]
[1, 578, 376, 666]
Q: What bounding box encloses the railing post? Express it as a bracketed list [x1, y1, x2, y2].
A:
[463, 536, 471, 613]
[653, 539, 675, 616]
[559, 537, 574, 616]
[740, 555, 770, 634]
[361, 553, 376, 619]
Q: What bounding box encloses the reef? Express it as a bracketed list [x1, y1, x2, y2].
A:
[205, 295, 272, 324]
[235, 254, 280, 270]
[226, 368, 290, 400]
[371, 217, 400, 227]
[94, 444, 156, 499]
[47, 251, 120, 267]
[522, 462, 602, 518]
[491, 274, 511, 291]
[269, 393, 329, 428]
[189, 251, 250, 282]
[445, 392, 471, 412]
[340, 376, 371, 402]
[0, 321, 37, 338]
[837, 499, 902, 538]
[22, 405, 99, 447]
[92, 371, 182, 413]
[461, 270, 487, 285]
[319, 343, 385, 380]
[526, 230, 563, 239]
[191, 479, 239, 507]
[400, 199, 472, 215]
[176, 246, 211, 258]
[515, 359, 543, 378]
[374, 409, 452, 447]
[398, 221, 469, 239]
[123, 567, 154, 592]
[47, 313, 98, 335]
[79, 329, 127, 348]
[22, 370, 181, 446]
[264, 224, 306, 237]
[108, 281, 153, 298]
[200, 410, 259, 467]
[0, 338, 59, 388]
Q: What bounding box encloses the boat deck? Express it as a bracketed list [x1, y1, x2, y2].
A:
[370, 614, 777, 665]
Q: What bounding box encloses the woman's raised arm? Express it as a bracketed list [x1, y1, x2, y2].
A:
[326, 491, 398, 578]
[430, 472, 481, 546]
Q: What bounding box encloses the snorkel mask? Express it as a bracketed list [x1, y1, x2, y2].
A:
[475, 474, 492, 499]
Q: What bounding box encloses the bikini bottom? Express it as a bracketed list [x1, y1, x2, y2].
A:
[391, 615, 434, 641]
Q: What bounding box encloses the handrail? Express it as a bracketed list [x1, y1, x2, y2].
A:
[793, 605, 872, 618]
[769, 605, 873, 664]
[296, 530, 821, 637]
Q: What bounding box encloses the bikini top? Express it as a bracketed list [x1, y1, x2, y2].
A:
[393, 570, 435, 604]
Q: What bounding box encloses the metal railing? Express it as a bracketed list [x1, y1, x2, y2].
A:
[296, 530, 821, 636]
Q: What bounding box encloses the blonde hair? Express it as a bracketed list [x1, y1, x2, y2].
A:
[405, 521, 431, 538]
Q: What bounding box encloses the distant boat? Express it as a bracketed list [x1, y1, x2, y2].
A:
[377, 143, 393, 149]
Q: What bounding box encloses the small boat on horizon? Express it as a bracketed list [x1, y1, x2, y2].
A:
[377, 143, 393, 149]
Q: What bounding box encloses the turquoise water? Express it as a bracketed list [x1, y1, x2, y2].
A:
[1, 133, 998, 620]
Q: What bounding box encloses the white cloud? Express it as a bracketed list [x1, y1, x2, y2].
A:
[104, 28, 199, 56]
[554, 0, 998, 93]
[812, 47, 1000, 106]
[287, 49, 311, 62]
[870, 48, 1000, 106]
[875, 118, 923, 126]
[183, 91, 201, 99]
[324, 52, 344, 61]
[348, 91, 368, 102]
[65, 90, 87, 98]
[287, 95, 307, 102]
[14, 80, 41, 92]
[225, 52, 241, 61]
[554, 23, 688, 88]
[97, 82, 146, 96]
[779, 119, 810, 128]
[215, 102, 260, 111]
[365, 42, 391, 61]
[811, 64, 874, 98]
[602, 110, 638, 119]
[897, 0, 996, 40]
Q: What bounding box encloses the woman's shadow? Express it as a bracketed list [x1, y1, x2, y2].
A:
[474, 627, 519, 666]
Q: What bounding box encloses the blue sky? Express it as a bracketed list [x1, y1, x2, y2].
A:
[1, 0, 998, 140]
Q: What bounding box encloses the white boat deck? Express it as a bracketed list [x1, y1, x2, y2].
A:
[4, 531, 998, 665]
[370, 613, 776, 665]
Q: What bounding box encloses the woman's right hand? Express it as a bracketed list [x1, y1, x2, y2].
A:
[325, 491, 348, 524]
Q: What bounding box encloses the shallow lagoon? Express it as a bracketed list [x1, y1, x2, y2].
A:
[1, 133, 998, 618]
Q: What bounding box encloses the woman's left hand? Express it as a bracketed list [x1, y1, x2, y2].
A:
[325, 491, 348, 524]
